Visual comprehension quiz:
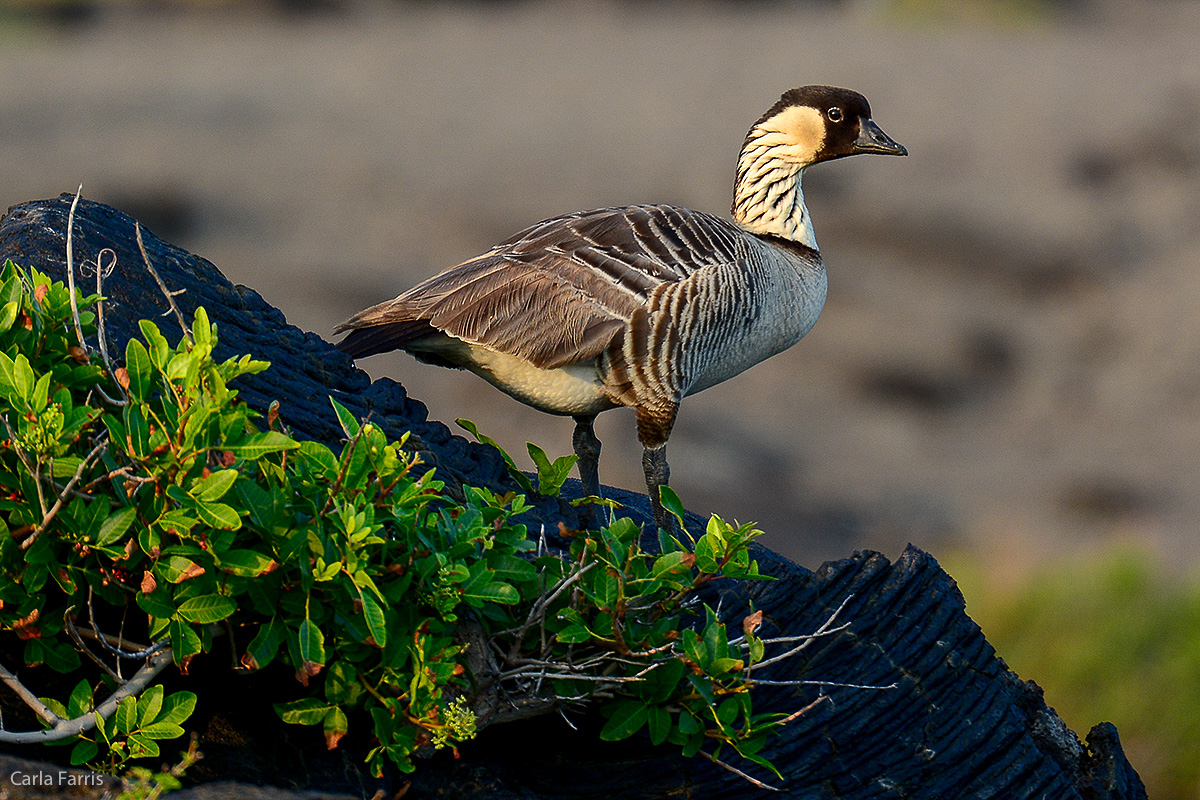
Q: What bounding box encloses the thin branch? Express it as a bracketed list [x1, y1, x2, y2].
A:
[750, 594, 854, 672]
[135, 222, 191, 343]
[90, 247, 127, 406]
[63, 607, 122, 682]
[86, 586, 169, 660]
[1, 418, 35, 475]
[32, 457, 49, 518]
[70, 620, 154, 654]
[320, 421, 367, 518]
[64, 185, 87, 351]
[0, 661, 61, 727]
[746, 679, 898, 690]
[777, 694, 831, 726]
[21, 439, 108, 551]
[499, 561, 597, 645]
[0, 648, 173, 744]
[499, 669, 647, 685]
[698, 749, 780, 792]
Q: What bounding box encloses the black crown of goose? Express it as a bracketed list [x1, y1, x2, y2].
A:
[338, 86, 906, 531]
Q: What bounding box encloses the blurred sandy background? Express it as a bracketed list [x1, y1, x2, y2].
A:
[2, 0, 1199, 790]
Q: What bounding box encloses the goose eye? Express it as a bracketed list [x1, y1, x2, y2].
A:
[826, 107, 843, 123]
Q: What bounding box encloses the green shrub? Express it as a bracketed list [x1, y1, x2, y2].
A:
[0, 257, 832, 788]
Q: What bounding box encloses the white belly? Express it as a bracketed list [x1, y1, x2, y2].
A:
[409, 335, 613, 416]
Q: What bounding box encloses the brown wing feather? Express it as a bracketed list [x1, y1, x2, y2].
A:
[337, 204, 747, 370]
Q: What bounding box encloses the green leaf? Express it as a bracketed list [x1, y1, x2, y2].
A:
[599, 700, 648, 741]
[139, 319, 171, 369]
[658, 485, 686, 528]
[28, 638, 81, 673]
[274, 697, 331, 726]
[359, 589, 387, 648]
[30, 371, 51, 412]
[192, 306, 212, 347]
[126, 733, 160, 760]
[298, 619, 326, 668]
[138, 722, 186, 740]
[554, 623, 592, 644]
[0, 300, 18, 334]
[456, 418, 535, 494]
[169, 619, 202, 664]
[137, 590, 176, 620]
[709, 658, 744, 677]
[157, 555, 204, 583]
[329, 397, 360, 438]
[67, 679, 93, 718]
[296, 440, 338, 477]
[217, 548, 276, 577]
[70, 738, 99, 766]
[226, 431, 298, 458]
[177, 594, 237, 624]
[192, 468, 238, 502]
[155, 691, 197, 726]
[194, 500, 242, 530]
[527, 442, 577, 497]
[137, 684, 164, 727]
[0, 352, 16, 401]
[12, 353, 34, 402]
[124, 338, 154, 401]
[244, 618, 285, 670]
[324, 662, 364, 707]
[116, 695, 138, 734]
[648, 705, 671, 746]
[639, 658, 686, 704]
[489, 554, 538, 583]
[702, 614, 729, 663]
[123, 403, 150, 458]
[324, 706, 349, 749]
[694, 532, 723, 574]
[96, 505, 138, 547]
[681, 629, 707, 670]
[716, 697, 740, 727]
[50, 456, 83, 479]
[463, 580, 520, 606]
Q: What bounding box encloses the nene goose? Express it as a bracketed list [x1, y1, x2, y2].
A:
[337, 86, 906, 530]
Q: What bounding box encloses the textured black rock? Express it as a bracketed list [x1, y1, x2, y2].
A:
[0, 196, 1147, 800]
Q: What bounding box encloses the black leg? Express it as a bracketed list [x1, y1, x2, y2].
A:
[642, 444, 673, 532]
[572, 415, 602, 529]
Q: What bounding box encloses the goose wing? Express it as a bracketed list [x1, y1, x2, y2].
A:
[337, 204, 747, 369]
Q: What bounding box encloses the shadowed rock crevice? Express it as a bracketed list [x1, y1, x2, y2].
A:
[0, 195, 1146, 800]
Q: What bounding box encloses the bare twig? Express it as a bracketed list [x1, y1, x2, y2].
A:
[21, 439, 108, 551]
[0, 648, 174, 744]
[32, 457, 49, 518]
[1, 418, 35, 475]
[86, 586, 170, 660]
[746, 678, 898, 690]
[64, 185, 87, 351]
[63, 607, 122, 682]
[135, 222, 191, 343]
[699, 749, 781, 792]
[0, 661, 61, 727]
[71, 626, 151, 654]
[777, 694, 831, 726]
[87, 246, 128, 406]
[320, 421, 367, 518]
[750, 594, 854, 672]
[500, 561, 597, 650]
